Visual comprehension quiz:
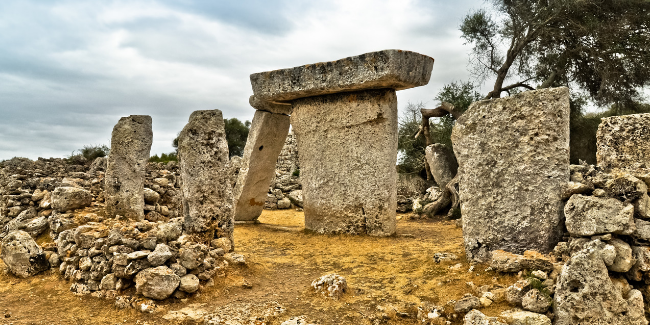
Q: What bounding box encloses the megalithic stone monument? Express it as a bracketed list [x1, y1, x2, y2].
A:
[233, 102, 291, 222]
[105, 115, 153, 220]
[247, 50, 434, 236]
[451, 87, 570, 262]
[177, 110, 235, 244]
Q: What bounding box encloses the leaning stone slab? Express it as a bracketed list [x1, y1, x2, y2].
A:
[597, 113, 650, 170]
[451, 87, 570, 262]
[233, 110, 290, 221]
[177, 110, 234, 244]
[291, 89, 398, 235]
[105, 115, 153, 220]
[250, 49, 434, 103]
[564, 194, 635, 236]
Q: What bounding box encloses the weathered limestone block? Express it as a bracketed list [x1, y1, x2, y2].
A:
[105, 115, 153, 220]
[554, 241, 648, 325]
[233, 110, 290, 221]
[52, 187, 92, 212]
[177, 110, 234, 243]
[1, 230, 49, 278]
[565, 194, 635, 236]
[250, 50, 433, 235]
[451, 87, 570, 262]
[134, 266, 180, 300]
[597, 113, 650, 170]
[250, 50, 434, 104]
[292, 89, 398, 235]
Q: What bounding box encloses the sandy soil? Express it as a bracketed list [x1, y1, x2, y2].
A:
[0, 210, 517, 325]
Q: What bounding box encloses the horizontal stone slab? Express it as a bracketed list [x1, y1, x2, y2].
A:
[250, 49, 434, 103]
[249, 95, 292, 115]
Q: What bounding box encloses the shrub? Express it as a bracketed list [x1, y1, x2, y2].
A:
[149, 152, 178, 164]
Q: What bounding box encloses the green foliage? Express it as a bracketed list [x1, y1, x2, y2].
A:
[292, 169, 300, 177]
[68, 144, 110, 165]
[224, 118, 251, 158]
[397, 102, 428, 174]
[571, 99, 650, 164]
[397, 82, 481, 174]
[149, 152, 178, 163]
[461, 0, 650, 103]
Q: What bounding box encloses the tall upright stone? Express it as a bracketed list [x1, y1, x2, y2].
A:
[105, 115, 153, 220]
[451, 87, 570, 262]
[249, 50, 434, 236]
[177, 110, 234, 244]
[233, 110, 290, 221]
[597, 113, 650, 170]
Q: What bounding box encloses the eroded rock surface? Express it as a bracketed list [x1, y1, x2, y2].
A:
[177, 110, 234, 244]
[1, 230, 49, 278]
[597, 113, 650, 170]
[565, 194, 635, 236]
[451, 87, 570, 261]
[105, 115, 153, 220]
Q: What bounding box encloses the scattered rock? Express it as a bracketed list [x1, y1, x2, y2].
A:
[311, 274, 347, 299]
[0, 230, 49, 278]
[134, 266, 180, 300]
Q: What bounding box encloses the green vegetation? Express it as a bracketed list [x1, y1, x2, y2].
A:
[224, 118, 251, 158]
[149, 152, 178, 164]
[461, 0, 650, 104]
[68, 144, 110, 165]
[397, 81, 481, 174]
[292, 168, 300, 177]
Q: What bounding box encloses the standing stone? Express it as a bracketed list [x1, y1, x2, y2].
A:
[233, 110, 290, 221]
[292, 89, 398, 235]
[250, 50, 433, 236]
[597, 113, 650, 170]
[105, 115, 153, 220]
[451, 87, 570, 262]
[178, 110, 234, 244]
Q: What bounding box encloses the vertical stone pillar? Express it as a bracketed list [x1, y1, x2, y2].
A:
[233, 110, 290, 221]
[451, 87, 570, 262]
[177, 110, 234, 244]
[105, 115, 153, 220]
[249, 50, 434, 236]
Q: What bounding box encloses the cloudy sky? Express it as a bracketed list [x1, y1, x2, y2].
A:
[0, 0, 489, 160]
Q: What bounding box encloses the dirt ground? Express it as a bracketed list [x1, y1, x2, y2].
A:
[0, 210, 517, 325]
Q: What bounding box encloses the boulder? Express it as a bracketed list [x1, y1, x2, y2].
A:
[311, 273, 347, 299]
[134, 266, 180, 300]
[565, 194, 635, 236]
[596, 113, 650, 170]
[177, 110, 234, 244]
[105, 115, 153, 220]
[143, 188, 160, 205]
[554, 240, 648, 325]
[454, 294, 481, 313]
[287, 190, 303, 208]
[634, 218, 650, 241]
[609, 238, 635, 273]
[277, 198, 291, 209]
[51, 187, 92, 212]
[0, 230, 49, 278]
[522, 289, 551, 313]
[451, 87, 570, 261]
[148, 244, 173, 267]
[500, 310, 551, 325]
[464, 310, 506, 325]
[179, 274, 199, 293]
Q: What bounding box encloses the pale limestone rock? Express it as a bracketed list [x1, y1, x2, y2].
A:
[1, 230, 49, 278]
[311, 273, 347, 299]
[134, 266, 180, 300]
[425, 144, 457, 188]
[451, 88, 569, 261]
[233, 110, 290, 221]
[143, 188, 160, 205]
[554, 241, 648, 325]
[250, 49, 433, 103]
[490, 250, 554, 273]
[177, 110, 234, 243]
[522, 289, 551, 313]
[105, 115, 152, 220]
[609, 238, 635, 273]
[597, 113, 650, 170]
[565, 194, 635, 236]
[292, 89, 398, 236]
[464, 310, 506, 325]
[634, 218, 650, 241]
[179, 274, 199, 293]
[500, 310, 551, 325]
[51, 187, 92, 212]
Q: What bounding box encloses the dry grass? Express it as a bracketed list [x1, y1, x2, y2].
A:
[0, 210, 517, 325]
